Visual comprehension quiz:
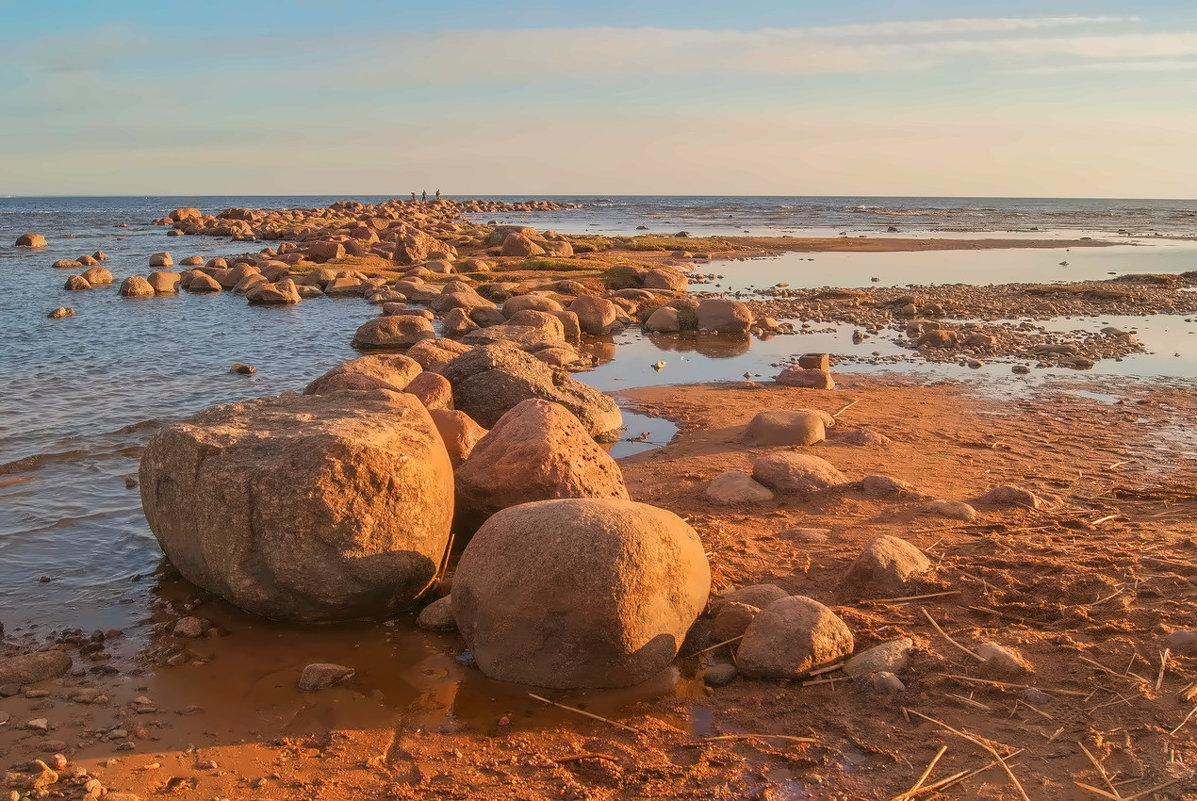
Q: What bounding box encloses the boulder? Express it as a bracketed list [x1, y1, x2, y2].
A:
[404, 371, 453, 410]
[844, 536, 931, 595]
[745, 410, 828, 446]
[751, 452, 846, 494]
[737, 596, 854, 679]
[15, 233, 47, 248]
[48, 307, 74, 319]
[80, 266, 113, 285]
[246, 278, 301, 305]
[407, 338, 472, 371]
[0, 651, 71, 685]
[149, 252, 173, 268]
[711, 601, 759, 642]
[63, 275, 92, 291]
[438, 344, 622, 440]
[415, 596, 457, 631]
[452, 498, 710, 688]
[304, 354, 421, 395]
[392, 224, 446, 265]
[713, 583, 788, 613]
[147, 271, 181, 294]
[455, 399, 627, 524]
[352, 315, 436, 349]
[139, 390, 454, 621]
[696, 298, 753, 333]
[463, 323, 561, 352]
[169, 206, 202, 223]
[119, 276, 156, 297]
[429, 408, 487, 467]
[644, 306, 681, 333]
[53, 259, 82, 269]
[502, 294, 562, 316]
[776, 366, 835, 390]
[705, 471, 774, 504]
[568, 295, 618, 335]
[307, 241, 346, 263]
[187, 272, 222, 292]
[861, 474, 921, 498]
[644, 267, 688, 292]
[500, 232, 546, 257]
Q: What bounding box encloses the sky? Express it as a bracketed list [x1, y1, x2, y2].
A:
[1, 1, 1196, 197]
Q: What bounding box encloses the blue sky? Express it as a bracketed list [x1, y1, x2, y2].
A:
[2, 1, 1195, 197]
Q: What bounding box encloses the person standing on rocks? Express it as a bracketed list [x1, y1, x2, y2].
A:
[435, 189, 441, 199]
[422, 190, 427, 202]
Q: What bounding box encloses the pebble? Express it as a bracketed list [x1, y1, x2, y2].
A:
[230, 363, 256, 375]
[298, 663, 356, 691]
[870, 672, 905, 694]
[1021, 688, 1052, 705]
[27, 718, 49, 732]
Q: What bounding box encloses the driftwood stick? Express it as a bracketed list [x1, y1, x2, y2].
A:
[694, 634, 744, 655]
[889, 745, 947, 801]
[921, 608, 983, 660]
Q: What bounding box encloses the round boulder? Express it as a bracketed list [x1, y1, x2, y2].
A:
[696, 298, 753, 334]
[454, 399, 628, 524]
[452, 498, 711, 688]
[139, 390, 454, 621]
[119, 276, 156, 297]
[304, 354, 422, 395]
[737, 596, 854, 679]
[843, 535, 931, 595]
[745, 409, 829, 446]
[16, 233, 47, 248]
[352, 315, 436, 349]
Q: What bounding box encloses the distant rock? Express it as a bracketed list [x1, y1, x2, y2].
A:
[48, 307, 74, 319]
[975, 485, 1041, 508]
[80, 266, 113, 285]
[745, 409, 829, 446]
[776, 366, 835, 390]
[696, 298, 753, 333]
[119, 276, 156, 297]
[149, 252, 173, 268]
[15, 233, 47, 248]
[63, 275, 91, 291]
[500, 232, 546, 257]
[705, 471, 774, 504]
[352, 315, 436, 349]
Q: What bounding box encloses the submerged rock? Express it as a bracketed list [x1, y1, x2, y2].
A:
[139, 390, 453, 621]
[299, 663, 355, 691]
[452, 498, 710, 689]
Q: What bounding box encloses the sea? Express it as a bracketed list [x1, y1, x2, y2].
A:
[2, 195, 1197, 635]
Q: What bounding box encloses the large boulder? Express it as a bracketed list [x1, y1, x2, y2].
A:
[439, 344, 622, 440]
[455, 399, 628, 524]
[500, 232, 546, 257]
[776, 366, 835, 390]
[429, 408, 487, 466]
[80, 266, 113, 285]
[0, 651, 71, 685]
[737, 596, 854, 679]
[304, 354, 421, 395]
[452, 498, 710, 688]
[139, 390, 454, 621]
[752, 452, 847, 493]
[147, 271, 181, 294]
[696, 298, 753, 334]
[246, 278, 301, 305]
[392, 224, 447, 265]
[352, 315, 435, 349]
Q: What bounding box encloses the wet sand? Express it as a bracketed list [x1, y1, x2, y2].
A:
[4, 375, 1196, 799]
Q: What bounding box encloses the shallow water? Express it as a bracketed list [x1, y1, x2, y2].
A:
[2, 197, 1196, 637]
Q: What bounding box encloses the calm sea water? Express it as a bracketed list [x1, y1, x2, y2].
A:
[1, 195, 1195, 634]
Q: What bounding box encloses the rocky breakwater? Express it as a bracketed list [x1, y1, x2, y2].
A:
[138, 388, 454, 621]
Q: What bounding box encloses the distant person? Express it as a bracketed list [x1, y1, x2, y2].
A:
[411, 192, 416, 201]
[435, 189, 441, 199]
[422, 190, 427, 202]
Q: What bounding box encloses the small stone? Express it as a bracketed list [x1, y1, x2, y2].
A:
[861, 474, 921, 498]
[48, 754, 67, 771]
[48, 307, 75, 319]
[173, 617, 209, 638]
[27, 718, 49, 732]
[977, 642, 1031, 677]
[1022, 688, 1052, 705]
[415, 596, 457, 632]
[975, 485, 1041, 508]
[1165, 630, 1197, 656]
[843, 638, 915, 678]
[705, 471, 774, 504]
[703, 663, 738, 687]
[777, 527, 831, 544]
[870, 671, 906, 694]
[196, 760, 218, 770]
[711, 601, 760, 642]
[230, 363, 256, 375]
[844, 536, 931, 595]
[298, 663, 355, 691]
[923, 499, 977, 522]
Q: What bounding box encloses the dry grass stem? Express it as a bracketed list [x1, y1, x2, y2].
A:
[921, 608, 983, 660]
[527, 693, 641, 734]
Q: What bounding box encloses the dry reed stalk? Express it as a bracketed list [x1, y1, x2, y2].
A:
[888, 745, 947, 801]
[694, 634, 744, 655]
[527, 693, 641, 734]
[1079, 742, 1123, 799]
[905, 709, 1030, 801]
[920, 608, 983, 660]
[703, 733, 817, 744]
[858, 590, 960, 605]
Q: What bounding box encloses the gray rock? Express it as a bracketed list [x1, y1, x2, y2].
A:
[415, 596, 457, 632]
[703, 663, 738, 687]
[977, 642, 1030, 677]
[299, 663, 356, 691]
[1022, 688, 1052, 705]
[1165, 629, 1197, 656]
[870, 671, 906, 694]
[861, 475, 922, 498]
[975, 485, 1041, 508]
[172, 617, 209, 638]
[923, 499, 978, 522]
[843, 638, 914, 678]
